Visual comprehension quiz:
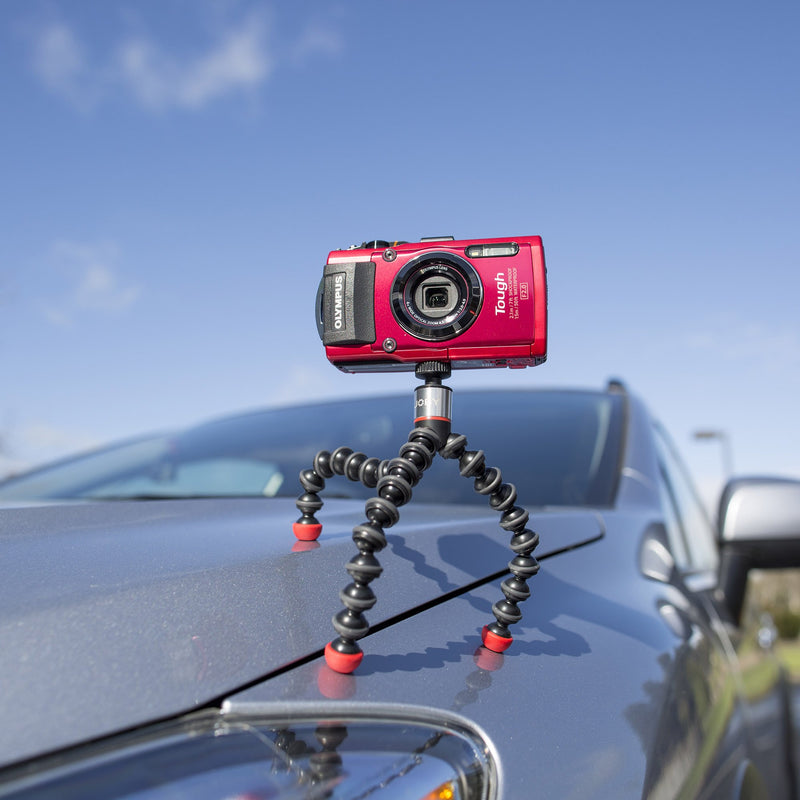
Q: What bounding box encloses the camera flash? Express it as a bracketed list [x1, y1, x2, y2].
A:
[465, 243, 520, 258]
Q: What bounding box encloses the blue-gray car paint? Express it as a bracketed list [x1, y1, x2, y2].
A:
[0, 389, 795, 798]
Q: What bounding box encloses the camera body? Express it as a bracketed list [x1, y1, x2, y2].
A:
[316, 235, 547, 373]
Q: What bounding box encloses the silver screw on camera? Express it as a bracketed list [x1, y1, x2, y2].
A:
[383, 248, 397, 262]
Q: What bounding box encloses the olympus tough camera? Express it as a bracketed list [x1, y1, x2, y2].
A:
[316, 235, 547, 373]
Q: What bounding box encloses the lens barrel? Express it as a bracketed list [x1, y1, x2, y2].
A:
[390, 252, 482, 341]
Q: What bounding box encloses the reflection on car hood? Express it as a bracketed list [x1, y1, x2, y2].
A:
[0, 497, 603, 768]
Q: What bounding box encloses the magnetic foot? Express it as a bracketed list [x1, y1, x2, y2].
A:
[481, 625, 513, 653]
[324, 641, 364, 674]
[293, 521, 323, 541]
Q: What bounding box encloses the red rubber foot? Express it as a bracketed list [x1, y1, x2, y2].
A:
[481, 625, 513, 653]
[324, 641, 363, 674]
[293, 522, 322, 541]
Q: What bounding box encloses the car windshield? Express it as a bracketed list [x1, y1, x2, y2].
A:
[0, 390, 625, 508]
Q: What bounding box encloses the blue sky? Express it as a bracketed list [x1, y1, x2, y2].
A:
[1, 0, 798, 509]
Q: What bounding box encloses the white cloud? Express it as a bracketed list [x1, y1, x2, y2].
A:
[29, 21, 97, 110]
[31, 22, 83, 87]
[0, 421, 102, 478]
[0, 421, 102, 480]
[684, 315, 800, 373]
[266, 364, 339, 407]
[289, 22, 344, 66]
[20, 421, 100, 454]
[42, 241, 141, 326]
[24, 8, 342, 113]
[116, 14, 272, 111]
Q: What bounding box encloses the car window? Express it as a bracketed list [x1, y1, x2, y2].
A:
[88, 458, 285, 499]
[0, 436, 173, 500]
[0, 391, 625, 509]
[653, 422, 718, 575]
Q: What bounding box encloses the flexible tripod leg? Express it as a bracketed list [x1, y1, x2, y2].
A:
[440, 433, 540, 652]
[316, 364, 539, 671]
[293, 446, 388, 541]
[324, 424, 444, 673]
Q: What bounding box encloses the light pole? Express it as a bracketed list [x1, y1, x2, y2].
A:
[693, 429, 734, 479]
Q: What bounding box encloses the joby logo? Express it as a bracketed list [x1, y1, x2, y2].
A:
[416, 397, 439, 409]
[415, 396, 442, 413]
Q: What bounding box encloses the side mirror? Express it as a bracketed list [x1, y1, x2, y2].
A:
[717, 477, 800, 623]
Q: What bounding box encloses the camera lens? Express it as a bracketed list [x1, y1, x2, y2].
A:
[423, 285, 450, 310]
[416, 278, 459, 319]
[391, 252, 482, 341]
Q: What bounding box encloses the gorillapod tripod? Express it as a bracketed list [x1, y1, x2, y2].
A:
[293, 362, 541, 674]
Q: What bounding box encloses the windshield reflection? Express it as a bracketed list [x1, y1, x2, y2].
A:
[0, 391, 624, 509]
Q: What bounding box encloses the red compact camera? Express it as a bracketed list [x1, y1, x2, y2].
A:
[316, 235, 547, 373]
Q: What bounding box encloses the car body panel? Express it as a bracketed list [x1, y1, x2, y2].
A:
[225, 521, 788, 798]
[0, 497, 602, 769]
[0, 387, 796, 799]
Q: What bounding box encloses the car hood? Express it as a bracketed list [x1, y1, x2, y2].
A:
[0, 497, 603, 768]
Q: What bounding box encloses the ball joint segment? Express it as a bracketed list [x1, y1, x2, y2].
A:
[293, 361, 540, 673]
[438, 433, 540, 651]
[293, 447, 388, 542]
[326, 422, 444, 673]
